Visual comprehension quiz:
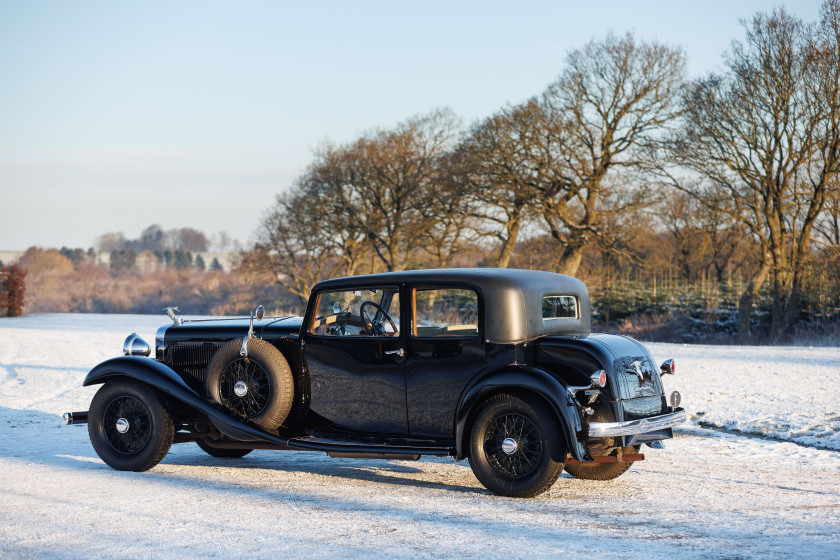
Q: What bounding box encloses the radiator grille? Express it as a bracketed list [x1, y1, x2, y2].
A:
[610, 355, 666, 420]
[612, 355, 664, 400]
[165, 342, 223, 389]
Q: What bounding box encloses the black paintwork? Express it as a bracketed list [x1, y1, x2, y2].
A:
[82, 268, 676, 462]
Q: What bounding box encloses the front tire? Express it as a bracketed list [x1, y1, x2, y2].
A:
[468, 394, 566, 498]
[88, 379, 174, 471]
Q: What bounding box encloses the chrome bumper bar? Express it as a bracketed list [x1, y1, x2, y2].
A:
[587, 408, 686, 438]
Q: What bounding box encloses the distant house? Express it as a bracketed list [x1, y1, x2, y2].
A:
[0, 251, 25, 266]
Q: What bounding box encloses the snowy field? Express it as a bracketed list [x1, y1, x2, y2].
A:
[1, 314, 839, 558]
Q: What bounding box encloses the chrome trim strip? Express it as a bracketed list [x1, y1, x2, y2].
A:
[588, 408, 686, 438]
[178, 315, 291, 324]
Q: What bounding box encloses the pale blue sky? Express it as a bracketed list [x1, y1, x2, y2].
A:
[0, 0, 821, 250]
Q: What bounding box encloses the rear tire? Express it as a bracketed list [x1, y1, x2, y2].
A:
[468, 394, 565, 498]
[88, 379, 174, 471]
[564, 445, 640, 481]
[196, 439, 253, 459]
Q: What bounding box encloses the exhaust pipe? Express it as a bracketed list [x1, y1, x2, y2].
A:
[63, 411, 89, 425]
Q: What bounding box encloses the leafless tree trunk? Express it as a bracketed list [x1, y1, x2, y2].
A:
[814, 175, 840, 247]
[672, 1, 840, 340]
[454, 101, 546, 268]
[539, 32, 685, 275]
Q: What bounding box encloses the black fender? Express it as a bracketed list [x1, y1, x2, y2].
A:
[85, 356, 276, 442]
[454, 366, 589, 462]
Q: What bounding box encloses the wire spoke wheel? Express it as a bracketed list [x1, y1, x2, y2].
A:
[219, 358, 273, 418]
[102, 395, 152, 454]
[469, 394, 564, 497]
[88, 380, 174, 471]
[205, 339, 294, 432]
[484, 413, 543, 478]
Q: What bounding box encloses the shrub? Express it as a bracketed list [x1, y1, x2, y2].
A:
[0, 265, 26, 317]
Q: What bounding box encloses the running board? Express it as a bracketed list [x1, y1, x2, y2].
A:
[287, 436, 452, 457]
[327, 452, 421, 460]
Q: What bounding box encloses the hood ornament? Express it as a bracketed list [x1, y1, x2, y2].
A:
[632, 360, 647, 383]
[163, 306, 183, 325]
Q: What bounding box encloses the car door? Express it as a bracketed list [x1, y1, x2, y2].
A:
[405, 285, 486, 439]
[302, 286, 408, 435]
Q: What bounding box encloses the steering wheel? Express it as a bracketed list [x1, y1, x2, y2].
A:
[360, 301, 398, 336]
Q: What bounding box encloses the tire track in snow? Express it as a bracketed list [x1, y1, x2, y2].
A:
[681, 423, 840, 453]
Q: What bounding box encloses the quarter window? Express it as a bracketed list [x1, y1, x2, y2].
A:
[542, 296, 578, 319]
[413, 288, 478, 338]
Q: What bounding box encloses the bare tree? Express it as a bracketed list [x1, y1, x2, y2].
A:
[672, 1, 840, 339]
[245, 190, 344, 305]
[454, 100, 546, 268]
[297, 153, 371, 276]
[660, 188, 746, 283]
[247, 109, 465, 300]
[540, 32, 685, 275]
[315, 108, 462, 272]
[139, 225, 167, 252]
[416, 152, 477, 267]
[362, 108, 461, 271]
[164, 228, 207, 252]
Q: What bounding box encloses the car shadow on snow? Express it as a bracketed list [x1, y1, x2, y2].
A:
[163, 445, 484, 495]
[0, 406, 482, 495]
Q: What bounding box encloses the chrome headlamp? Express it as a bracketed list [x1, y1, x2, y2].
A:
[123, 333, 152, 357]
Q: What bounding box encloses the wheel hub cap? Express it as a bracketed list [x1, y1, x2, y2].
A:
[115, 417, 130, 434]
[233, 381, 248, 397]
[501, 437, 518, 455]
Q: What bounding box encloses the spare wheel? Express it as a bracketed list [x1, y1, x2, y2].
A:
[205, 338, 294, 432]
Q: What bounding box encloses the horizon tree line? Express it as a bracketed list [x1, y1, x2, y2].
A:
[247, 0, 840, 341]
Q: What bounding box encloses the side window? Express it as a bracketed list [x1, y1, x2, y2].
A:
[413, 288, 478, 338]
[309, 288, 400, 336]
[542, 295, 578, 319]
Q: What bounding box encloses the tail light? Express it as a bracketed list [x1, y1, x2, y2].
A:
[590, 369, 607, 388]
[660, 359, 675, 375]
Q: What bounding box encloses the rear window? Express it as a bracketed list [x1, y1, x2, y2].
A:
[542, 296, 578, 319]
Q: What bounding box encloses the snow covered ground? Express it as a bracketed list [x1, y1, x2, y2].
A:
[2, 314, 839, 558]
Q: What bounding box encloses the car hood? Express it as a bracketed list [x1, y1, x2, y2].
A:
[160, 315, 303, 346]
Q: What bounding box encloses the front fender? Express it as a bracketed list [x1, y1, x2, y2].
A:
[84, 356, 264, 442]
[454, 366, 589, 462]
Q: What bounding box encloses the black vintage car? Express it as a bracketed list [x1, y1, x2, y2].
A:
[65, 268, 685, 497]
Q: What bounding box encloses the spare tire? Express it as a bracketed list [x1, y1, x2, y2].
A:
[205, 338, 294, 432]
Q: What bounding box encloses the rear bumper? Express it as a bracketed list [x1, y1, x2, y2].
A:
[588, 408, 686, 438]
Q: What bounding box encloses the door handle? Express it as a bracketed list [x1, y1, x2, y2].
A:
[385, 347, 405, 358]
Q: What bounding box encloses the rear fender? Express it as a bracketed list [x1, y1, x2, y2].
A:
[455, 366, 588, 461]
[84, 356, 265, 442]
